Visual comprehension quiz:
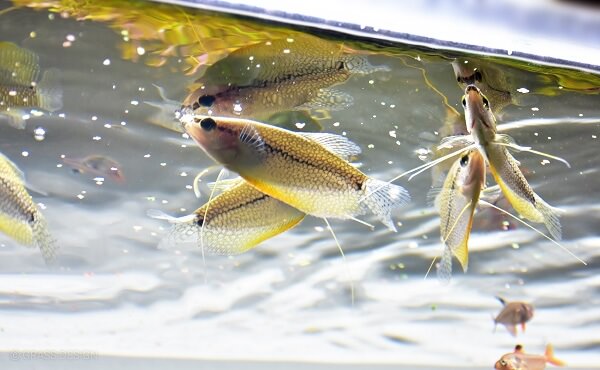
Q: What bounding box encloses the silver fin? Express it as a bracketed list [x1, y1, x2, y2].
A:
[147, 209, 197, 224]
[1, 110, 27, 129]
[37, 68, 62, 112]
[438, 134, 475, 150]
[362, 178, 410, 232]
[301, 88, 354, 111]
[436, 246, 453, 284]
[298, 132, 361, 160]
[535, 195, 562, 241]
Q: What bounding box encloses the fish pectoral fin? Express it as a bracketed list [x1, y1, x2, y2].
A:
[480, 185, 502, 203]
[437, 135, 475, 150]
[426, 186, 443, 210]
[301, 88, 354, 111]
[362, 178, 410, 232]
[207, 177, 244, 192]
[0, 110, 27, 129]
[298, 132, 361, 160]
[239, 122, 266, 155]
[494, 133, 571, 168]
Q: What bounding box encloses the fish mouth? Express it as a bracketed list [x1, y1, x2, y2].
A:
[465, 85, 491, 131]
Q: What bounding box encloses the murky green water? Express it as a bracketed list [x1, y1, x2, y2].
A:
[0, 1, 599, 369]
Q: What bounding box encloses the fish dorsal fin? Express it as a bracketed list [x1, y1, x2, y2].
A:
[147, 209, 197, 224]
[0, 42, 40, 86]
[298, 132, 361, 160]
[239, 122, 266, 155]
[207, 177, 244, 192]
[0, 152, 25, 180]
[301, 88, 354, 111]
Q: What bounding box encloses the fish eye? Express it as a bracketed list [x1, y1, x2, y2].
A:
[474, 70, 482, 82]
[500, 360, 507, 366]
[200, 117, 217, 131]
[198, 95, 216, 107]
[460, 154, 469, 167]
[461, 96, 466, 108]
[482, 96, 490, 109]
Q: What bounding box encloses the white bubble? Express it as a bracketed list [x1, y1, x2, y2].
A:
[102, 58, 111, 66]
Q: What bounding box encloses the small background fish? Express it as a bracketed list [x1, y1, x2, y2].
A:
[494, 297, 534, 336]
[62, 155, 124, 183]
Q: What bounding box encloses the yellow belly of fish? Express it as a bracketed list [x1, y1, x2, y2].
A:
[0, 213, 34, 245]
[490, 171, 544, 223]
[244, 177, 361, 218]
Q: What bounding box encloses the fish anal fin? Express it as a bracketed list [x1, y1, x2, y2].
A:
[505, 324, 518, 337]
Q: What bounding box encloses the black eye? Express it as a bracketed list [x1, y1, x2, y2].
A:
[474, 70, 482, 82]
[461, 96, 466, 108]
[460, 154, 469, 167]
[482, 96, 490, 109]
[198, 95, 216, 107]
[200, 117, 216, 131]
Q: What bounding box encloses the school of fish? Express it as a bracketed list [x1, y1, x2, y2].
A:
[0, 31, 575, 368]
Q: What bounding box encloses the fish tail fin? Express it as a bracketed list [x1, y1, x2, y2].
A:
[544, 344, 566, 366]
[363, 178, 410, 232]
[37, 68, 63, 112]
[436, 246, 453, 284]
[535, 196, 562, 241]
[32, 214, 58, 265]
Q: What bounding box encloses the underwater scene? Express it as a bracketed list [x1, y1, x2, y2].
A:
[0, 0, 599, 369]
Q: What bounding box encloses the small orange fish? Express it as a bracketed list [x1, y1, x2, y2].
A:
[494, 297, 534, 336]
[495, 344, 565, 370]
[62, 155, 124, 183]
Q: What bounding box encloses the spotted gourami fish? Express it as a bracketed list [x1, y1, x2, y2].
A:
[495, 344, 565, 370]
[461, 84, 562, 240]
[0, 153, 57, 263]
[181, 114, 409, 231]
[0, 42, 62, 129]
[431, 149, 485, 280]
[182, 34, 389, 118]
[62, 155, 124, 183]
[150, 179, 305, 254]
[494, 297, 535, 336]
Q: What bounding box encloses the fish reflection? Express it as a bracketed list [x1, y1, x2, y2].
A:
[182, 114, 409, 231]
[0, 42, 62, 129]
[62, 155, 124, 183]
[493, 297, 534, 336]
[0, 152, 57, 263]
[495, 344, 564, 370]
[182, 35, 389, 118]
[150, 179, 305, 254]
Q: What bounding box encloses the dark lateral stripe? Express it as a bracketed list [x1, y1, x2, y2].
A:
[196, 193, 270, 226]
[262, 140, 362, 191]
